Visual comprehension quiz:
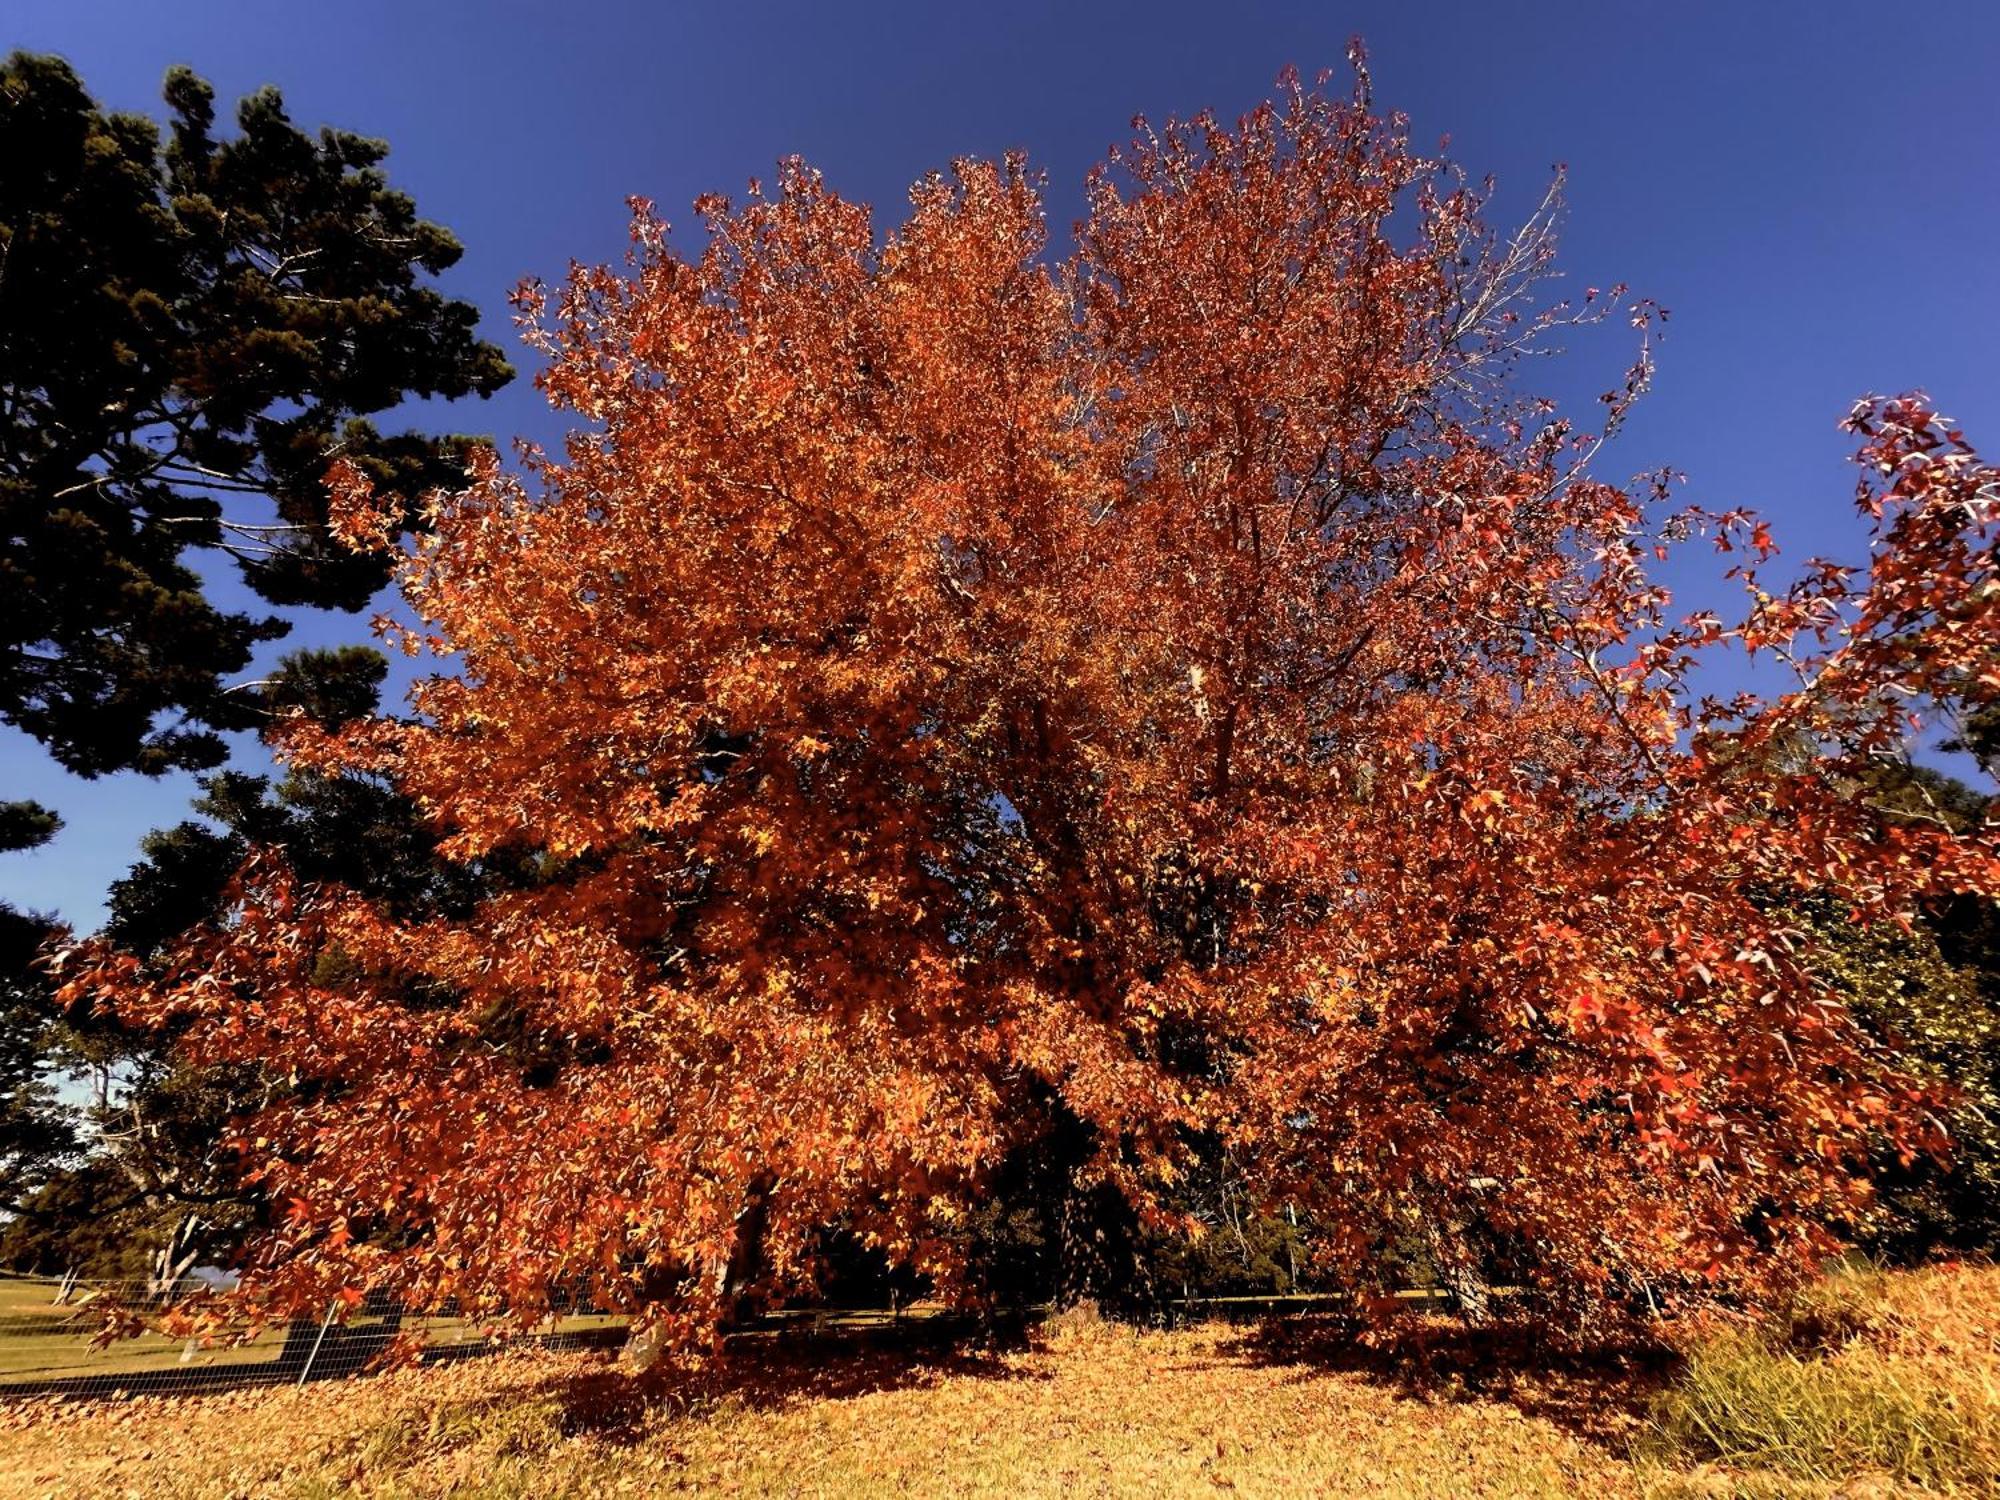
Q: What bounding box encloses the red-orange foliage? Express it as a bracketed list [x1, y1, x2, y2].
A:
[67, 59, 1999, 1347]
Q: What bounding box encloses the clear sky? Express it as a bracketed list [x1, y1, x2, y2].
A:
[5, 0, 1998, 930]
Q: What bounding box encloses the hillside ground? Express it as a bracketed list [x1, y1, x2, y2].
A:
[2, 1264, 1993, 1498]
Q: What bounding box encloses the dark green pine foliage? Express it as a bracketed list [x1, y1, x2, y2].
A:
[0, 901, 78, 1224]
[0, 52, 510, 796]
[102, 647, 481, 955]
[0, 801, 62, 855]
[0, 800, 77, 1225]
[1945, 704, 1999, 783]
[1, 648, 479, 1278]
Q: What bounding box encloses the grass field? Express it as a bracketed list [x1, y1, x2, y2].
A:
[0, 1273, 1403, 1393]
[1, 1265, 1993, 1497]
[0, 1275, 626, 1392]
[0, 1276, 306, 1385]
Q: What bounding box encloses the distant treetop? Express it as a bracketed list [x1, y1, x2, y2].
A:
[0, 51, 510, 815]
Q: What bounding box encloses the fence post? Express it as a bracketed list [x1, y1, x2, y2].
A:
[297, 1299, 339, 1386]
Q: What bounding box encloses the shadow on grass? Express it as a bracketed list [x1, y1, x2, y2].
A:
[1224, 1310, 1678, 1449]
[550, 1323, 1043, 1446]
[0, 1305, 1036, 1418]
[2, 1290, 1669, 1460]
[0, 1322, 628, 1402]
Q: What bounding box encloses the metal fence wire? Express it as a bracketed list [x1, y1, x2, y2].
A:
[0, 1270, 1465, 1405]
[0, 1272, 630, 1402]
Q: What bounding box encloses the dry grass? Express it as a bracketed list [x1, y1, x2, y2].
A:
[0, 1314, 1636, 1498]
[1643, 1262, 2000, 1497]
[1, 1266, 1993, 1498]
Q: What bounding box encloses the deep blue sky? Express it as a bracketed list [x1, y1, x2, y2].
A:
[6, 0, 1998, 929]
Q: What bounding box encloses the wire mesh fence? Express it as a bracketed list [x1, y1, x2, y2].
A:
[0, 1267, 1470, 1405]
[0, 1272, 631, 1402]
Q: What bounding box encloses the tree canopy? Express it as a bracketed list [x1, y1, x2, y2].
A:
[67, 62, 2000, 1352]
[0, 51, 509, 811]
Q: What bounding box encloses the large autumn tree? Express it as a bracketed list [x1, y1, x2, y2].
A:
[71, 58, 1999, 1350]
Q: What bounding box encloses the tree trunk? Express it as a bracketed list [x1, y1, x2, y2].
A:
[619, 1317, 674, 1374]
[148, 1212, 204, 1303]
[1423, 1218, 1493, 1327]
[621, 1175, 774, 1372]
